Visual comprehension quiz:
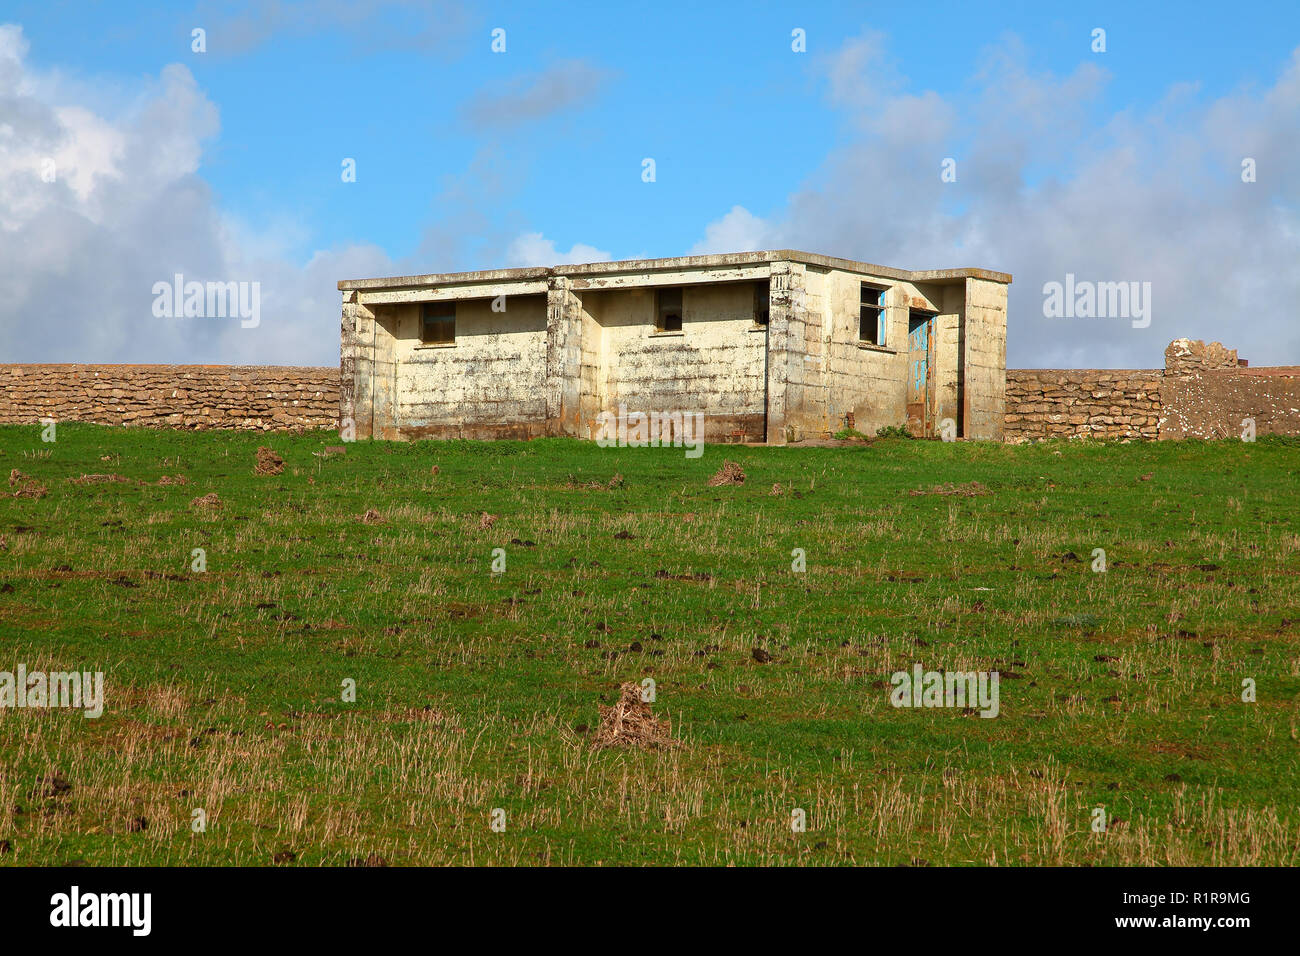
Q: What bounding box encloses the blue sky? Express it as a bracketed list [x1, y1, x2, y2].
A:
[2, 1, 1298, 367]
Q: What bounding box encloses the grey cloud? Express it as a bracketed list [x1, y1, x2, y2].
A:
[191, 0, 472, 56]
[758, 33, 1300, 368]
[461, 59, 613, 130]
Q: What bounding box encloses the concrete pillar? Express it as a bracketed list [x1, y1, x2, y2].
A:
[766, 261, 806, 444]
[370, 306, 398, 439]
[932, 312, 960, 437]
[545, 275, 583, 436]
[340, 290, 377, 438]
[962, 277, 1008, 440]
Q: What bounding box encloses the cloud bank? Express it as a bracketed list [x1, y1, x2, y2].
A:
[0, 24, 391, 365]
[694, 34, 1300, 368]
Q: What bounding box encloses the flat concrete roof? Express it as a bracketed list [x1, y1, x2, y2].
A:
[338, 250, 1012, 291]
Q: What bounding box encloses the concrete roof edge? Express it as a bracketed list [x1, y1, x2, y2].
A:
[554, 251, 778, 275]
[781, 251, 1012, 285]
[338, 266, 551, 291]
[337, 250, 1012, 291]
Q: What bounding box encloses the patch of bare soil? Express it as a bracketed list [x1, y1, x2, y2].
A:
[254, 446, 284, 476]
[566, 473, 624, 490]
[654, 569, 714, 583]
[394, 704, 460, 729]
[67, 474, 131, 485]
[157, 475, 190, 486]
[591, 682, 677, 751]
[444, 603, 482, 621]
[190, 492, 223, 511]
[908, 481, 990, 497]
[9, 469, 46, 499]
[706, 460, 745, 487]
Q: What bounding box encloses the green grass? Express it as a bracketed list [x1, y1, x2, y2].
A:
[1, 424, 1298, 866]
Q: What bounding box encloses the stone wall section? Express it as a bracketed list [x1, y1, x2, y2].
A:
[1005, 339, 1300, 442]
[1004, 369, 1163, 441]
[0, 364, 339, 431]
[1159, 338, 1300, 440]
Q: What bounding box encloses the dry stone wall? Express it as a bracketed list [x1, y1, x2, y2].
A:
[1004, 369, 1163, 441]
[1005, 339, 1300, 442]
[0, 364, 339, 431]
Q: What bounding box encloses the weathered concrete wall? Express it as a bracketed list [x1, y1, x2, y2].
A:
[783, 264, 826, 441]
[1004, 369, 1163, 441]
[340, 290, 370, 435]
[380, 295, 548, 440]
[962, 277, 1007, 440]
[371, 307, 398, 440]
[585, 282, 767, 442]
[812, 267, 961, 439]
[822, 267, 908, 437]
[0, 364, 338, 430]
[932, 285, 965, 435]
[1160, 338, 1300, 439]
[575, 292, 604, 436]
[765, 261, 797, 444]
[546, 278, 584, 438]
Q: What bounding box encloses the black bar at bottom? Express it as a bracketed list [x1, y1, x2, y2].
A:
[0, 865, 1275, 942]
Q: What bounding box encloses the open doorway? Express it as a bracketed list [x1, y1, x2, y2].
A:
[906, 310, 936, 437]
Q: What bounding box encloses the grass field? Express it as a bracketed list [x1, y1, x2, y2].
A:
[1, 424, 1297, 866]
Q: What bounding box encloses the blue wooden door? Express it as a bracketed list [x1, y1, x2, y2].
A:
[906, 313, 933, 436]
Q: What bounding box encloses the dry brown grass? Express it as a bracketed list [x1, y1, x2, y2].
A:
[706, 460, 745, 486]
[591, 682, 677, 751]
[254, 447, 284, 476]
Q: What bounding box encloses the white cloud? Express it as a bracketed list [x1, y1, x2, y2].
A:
[0, 24, 392, 365]
[504, 232, 611, 266]
[688, 205, 771, 255]
[738, 33, 1300, 368]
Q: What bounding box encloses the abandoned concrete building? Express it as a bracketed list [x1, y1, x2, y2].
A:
[338, 251, 1012, 444]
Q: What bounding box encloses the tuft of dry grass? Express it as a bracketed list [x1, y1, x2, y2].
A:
[706, 460, 745, 486]
[591, 682, 677, 751]
[909, 481, 991, 497]
[67, 474, 132, 485]
[254, 447, 284, 476]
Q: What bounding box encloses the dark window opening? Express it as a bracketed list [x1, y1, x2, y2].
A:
[753, 283, 770, 327]
[859, 283, 887, 345]
[656, 287, 683, 332]
[421, 302, 455, 344]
